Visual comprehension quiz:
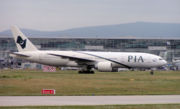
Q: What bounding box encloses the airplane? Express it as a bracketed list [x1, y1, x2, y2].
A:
[10, 26, 167, 74]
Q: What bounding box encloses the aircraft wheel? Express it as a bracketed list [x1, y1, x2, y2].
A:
[78, 70, 95, 74]
[78, 71, 83, 74]
[89, 71, 95, 74]
[150, 70, 154, 75]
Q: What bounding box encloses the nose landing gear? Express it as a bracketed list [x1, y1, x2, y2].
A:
[150, 70, 154, 75]
[150, 68, 155, 75]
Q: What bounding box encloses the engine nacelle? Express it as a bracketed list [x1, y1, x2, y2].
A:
[96, 61, 113, 72]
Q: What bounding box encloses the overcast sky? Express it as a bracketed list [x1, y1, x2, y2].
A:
[0, 0, 180, 31]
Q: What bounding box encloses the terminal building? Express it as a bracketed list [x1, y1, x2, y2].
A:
[0, 37, 180, 70]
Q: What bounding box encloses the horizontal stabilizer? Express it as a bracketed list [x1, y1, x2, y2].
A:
[10, 52, 30, 58]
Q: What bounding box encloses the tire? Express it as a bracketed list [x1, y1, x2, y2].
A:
[78, 70, 95, 74]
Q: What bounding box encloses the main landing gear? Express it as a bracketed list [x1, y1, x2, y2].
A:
[78, 66, 95, 74]
[78, 70, 95, 74]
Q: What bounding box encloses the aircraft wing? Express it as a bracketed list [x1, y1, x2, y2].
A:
[80, 52, 131, 68]
[48, 53, 131, 68]
[48, 53, 95, 65]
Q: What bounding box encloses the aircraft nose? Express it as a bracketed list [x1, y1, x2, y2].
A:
[162, 60, 167, 65]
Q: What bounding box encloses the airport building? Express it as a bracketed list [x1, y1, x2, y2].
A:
[0, 37, 180, 69]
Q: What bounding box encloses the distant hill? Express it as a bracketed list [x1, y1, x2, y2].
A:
[0, 29, 61, 38]
[0, 22, 180, 38]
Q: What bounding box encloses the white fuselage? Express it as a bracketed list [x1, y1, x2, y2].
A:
[10, 26, 167, 72]
[13, 50, 167, 69]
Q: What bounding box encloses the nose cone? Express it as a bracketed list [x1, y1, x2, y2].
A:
[162, 60, 167, 66]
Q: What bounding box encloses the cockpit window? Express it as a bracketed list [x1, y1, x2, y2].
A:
[159, 58, 163, 60]
[152, 59, 157, 62]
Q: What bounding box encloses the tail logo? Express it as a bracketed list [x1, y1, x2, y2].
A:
[16, 36, 26, 49]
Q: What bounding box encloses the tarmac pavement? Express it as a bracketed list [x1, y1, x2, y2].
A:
[0, 95, 180, 106]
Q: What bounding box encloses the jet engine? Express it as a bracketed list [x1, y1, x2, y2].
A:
[96, 61, 113, 72]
